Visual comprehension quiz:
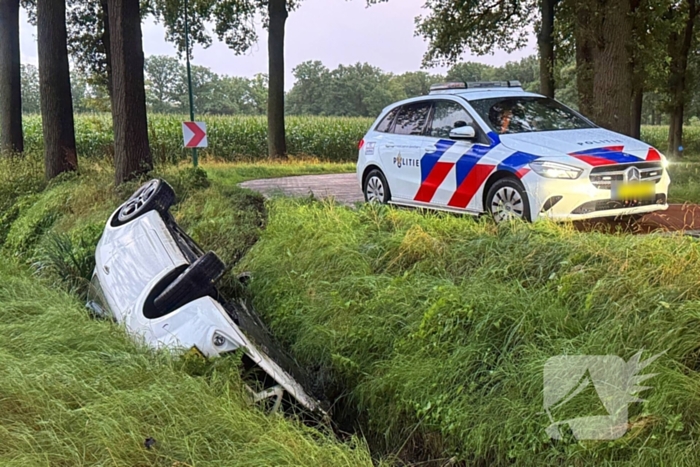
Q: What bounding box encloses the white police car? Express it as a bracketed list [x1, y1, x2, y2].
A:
[357, 81, 670, 222]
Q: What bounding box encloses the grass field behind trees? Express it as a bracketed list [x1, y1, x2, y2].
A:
[19, 114, 700, 163]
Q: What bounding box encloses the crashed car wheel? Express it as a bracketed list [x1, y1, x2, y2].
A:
[114, 179, 175, 226]
[153, 251, 227, 314]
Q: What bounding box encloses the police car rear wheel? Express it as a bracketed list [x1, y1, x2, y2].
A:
[486, 178, 531, 223]
[364, 169, 391, 204]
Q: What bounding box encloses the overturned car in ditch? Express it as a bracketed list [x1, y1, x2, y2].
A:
[87, 179, 326, 416]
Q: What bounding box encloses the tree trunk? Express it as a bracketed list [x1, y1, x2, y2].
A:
[590, 0, 634, 135]
[574, 1, 594, 116]
[630, 85, 643, 139]
[37, 0, 77, 179]
[0, 0, 24, 154]
[108, 0, 151, 184]
[267, 0, 288, 159]
[537, 0, 556, 98]
[666, 0, 697, 158]
[100, 0, 113, 103]
[628, 0, 643, 139]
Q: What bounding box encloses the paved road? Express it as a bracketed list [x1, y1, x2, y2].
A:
[240, 173, 363, 206]
[240, 173, 700, 234]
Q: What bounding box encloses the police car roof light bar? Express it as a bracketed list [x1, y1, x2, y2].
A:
[429, 81, 523, 94]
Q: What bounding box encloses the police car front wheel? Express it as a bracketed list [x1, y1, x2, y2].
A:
[364, 169, 391, 204]
[486, 178, 532, 223]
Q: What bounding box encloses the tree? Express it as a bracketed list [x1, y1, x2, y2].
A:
[286, 61, 329, 115]
[538, 0, 558, 97]
[445, 62, 495, 82]
[394, 71, 443, 97]
[267, 0, 287, 158]
[144, 55, 185, 113]
[405, 1, 561, 96]
[37, 0, 78, 179]
[0, 0, 24, 153]
[664, 0, 699, 157]
[108, 0, 151, 184]
[20, 64, 41, 113]
[66, 0, 113, 99]
[154, 0, 297, 159]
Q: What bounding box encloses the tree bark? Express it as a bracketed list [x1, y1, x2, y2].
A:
[628, 0, 643, 139]
[0, 0, 24, 153]
[37, 0, 77, 179]
[574, 1, 594, 116]
[590, 0, 634, 135]
[666, 0, 697, 158]
[100, 0, 113, 103]
[630, 86, 643, 139]
[537, 0, 556, 98]
[108, 0, 151, 184]
[267, 0, 288, 159]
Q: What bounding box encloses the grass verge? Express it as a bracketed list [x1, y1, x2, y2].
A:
[239, 197, 700, 466]
[0, 156, 372, 466]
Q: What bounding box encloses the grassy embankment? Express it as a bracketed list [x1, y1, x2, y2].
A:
[3, 115, 700, 466]
[0, 155, 373, 467]
[239, 197, 700, 466]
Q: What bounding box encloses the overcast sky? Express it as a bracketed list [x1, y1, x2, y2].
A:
[19, 0, 535, 88]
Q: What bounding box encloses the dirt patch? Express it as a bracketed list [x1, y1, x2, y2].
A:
[574, 204, 700, 235]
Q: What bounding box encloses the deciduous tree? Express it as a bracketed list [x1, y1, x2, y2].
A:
[108, 0, 151, 184]
[0, 0, 24, 153]
[665, 0, 699, 157]
[153, 0, 297, 159]
[37, 0, 77, 179]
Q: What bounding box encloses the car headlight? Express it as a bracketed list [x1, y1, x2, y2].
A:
[529, 161, 583, 180]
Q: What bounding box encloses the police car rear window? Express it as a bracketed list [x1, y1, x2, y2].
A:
[393, 102, 432, 135]
[375, 108, 399, 133]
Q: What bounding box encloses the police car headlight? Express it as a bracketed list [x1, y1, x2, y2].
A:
[529, 161, 583, 180]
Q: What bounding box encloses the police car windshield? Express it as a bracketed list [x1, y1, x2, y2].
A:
[469, 96, 594, 135]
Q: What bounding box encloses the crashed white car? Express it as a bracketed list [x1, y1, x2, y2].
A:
[87, 179, 325, 415]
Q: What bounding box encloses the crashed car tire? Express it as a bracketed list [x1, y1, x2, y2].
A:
[153, 251, 226, 314]
[113, 179, 175, 226]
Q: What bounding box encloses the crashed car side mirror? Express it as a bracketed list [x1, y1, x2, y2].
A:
[449, 125, 476, 140]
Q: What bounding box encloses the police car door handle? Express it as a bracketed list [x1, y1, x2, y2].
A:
[423, 145, 437, 153]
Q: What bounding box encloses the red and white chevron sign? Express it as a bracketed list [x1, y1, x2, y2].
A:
[182, 121, 208, 148]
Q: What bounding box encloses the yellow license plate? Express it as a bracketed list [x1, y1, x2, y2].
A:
[613, 182, 655, 201]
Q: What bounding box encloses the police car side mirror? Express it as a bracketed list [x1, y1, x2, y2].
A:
[449, 125, 476, 140]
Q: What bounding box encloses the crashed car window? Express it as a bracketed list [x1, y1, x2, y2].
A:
[87, 274, 112, 317]
[469, 97, 594, 135]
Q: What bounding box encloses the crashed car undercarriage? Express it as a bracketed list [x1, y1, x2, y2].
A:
[87, 179, 326, 417]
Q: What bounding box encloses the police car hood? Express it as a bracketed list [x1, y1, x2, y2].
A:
[498, 128, 654, 161]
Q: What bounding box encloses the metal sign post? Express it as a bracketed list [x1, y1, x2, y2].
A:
[184, 0, 197, 167]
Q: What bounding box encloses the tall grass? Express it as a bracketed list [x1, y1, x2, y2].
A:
[0, 259, 374, 467]
[240, 198, 700, 465]
[0, 157, 376, 466]
[22, 114, 374, 162]
[642, 125, 700, 156]
[20, 114, 700, 163]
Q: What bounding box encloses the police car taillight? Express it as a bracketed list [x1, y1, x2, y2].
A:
[358, 139, 365, 150]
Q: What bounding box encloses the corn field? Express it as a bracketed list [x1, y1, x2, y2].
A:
[21, 114, 700, 162]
